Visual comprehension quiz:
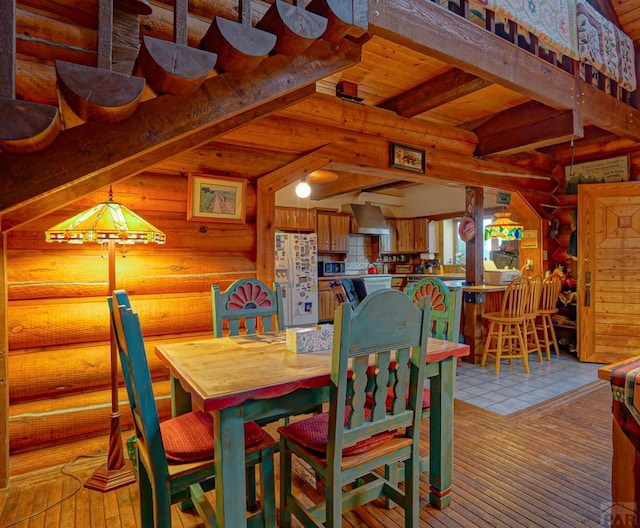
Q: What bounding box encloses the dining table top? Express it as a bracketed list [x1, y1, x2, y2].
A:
[155, 332, 470, 414]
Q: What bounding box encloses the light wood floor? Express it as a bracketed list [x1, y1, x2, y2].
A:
[0, 381, 613, 527]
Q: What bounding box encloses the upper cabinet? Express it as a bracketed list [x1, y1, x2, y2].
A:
[381, 217, 431, 254]
[275, 207, 316, 232]
[317, 212, 350, 253]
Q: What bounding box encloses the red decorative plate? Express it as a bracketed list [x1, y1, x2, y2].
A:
[458, 217, 476, 242]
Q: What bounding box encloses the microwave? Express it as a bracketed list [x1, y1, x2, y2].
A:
[318, 261, 346, 276]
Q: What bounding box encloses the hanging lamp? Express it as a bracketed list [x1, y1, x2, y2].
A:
[484, 211, 524, 241]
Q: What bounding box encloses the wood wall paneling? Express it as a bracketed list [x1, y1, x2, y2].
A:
[5, 174, 259, 454]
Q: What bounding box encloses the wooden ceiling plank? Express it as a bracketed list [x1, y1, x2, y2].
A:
[379, 68, 491, 118]
[0, 37, 362, 230]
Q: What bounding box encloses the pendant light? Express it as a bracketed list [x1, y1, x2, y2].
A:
[484, 211, 524, 241]
[295, 177, 311, 198]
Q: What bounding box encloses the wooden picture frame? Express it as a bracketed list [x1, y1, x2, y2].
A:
[564, 155, 630, 195]
[187, 174, 247, 223]
[390, 142, 425, 173]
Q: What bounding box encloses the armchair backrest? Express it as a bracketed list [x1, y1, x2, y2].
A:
[212, 278, 285, 337]
[405, 277, 462, 342]
[108, 290, 170, 481]
[327, 289, 430, 471]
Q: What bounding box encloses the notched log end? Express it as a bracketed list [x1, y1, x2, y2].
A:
[0, 98, 61, 154]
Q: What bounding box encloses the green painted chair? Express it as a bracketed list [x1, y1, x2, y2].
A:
[109, 290, 276, 528]
[405, 276, 462, 343]
[278, 289, 430, 528]
[374, 276, 463, 497]
[212, 278, 285, 337]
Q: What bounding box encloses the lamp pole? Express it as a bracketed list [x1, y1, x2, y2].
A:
[45, 189, 165, 492]
[84, 239, 135, 491]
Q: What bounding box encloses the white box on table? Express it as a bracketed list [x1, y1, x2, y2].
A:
[484, 269, 521, 285]
[285, 325, 334, 353]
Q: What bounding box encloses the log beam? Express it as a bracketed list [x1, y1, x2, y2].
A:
[0, 37, 362, 230]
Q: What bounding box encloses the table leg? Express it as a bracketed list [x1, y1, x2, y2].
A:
[214, 407, 247, 528]
[170, 374, 192, 417]
[428, 356, 455, 508]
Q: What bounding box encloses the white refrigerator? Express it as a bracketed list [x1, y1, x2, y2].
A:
[274, 233, 318, 327]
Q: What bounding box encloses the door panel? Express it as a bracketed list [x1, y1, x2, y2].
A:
[579, 182, 640, 363]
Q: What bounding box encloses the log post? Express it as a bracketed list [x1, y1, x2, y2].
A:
[463, 186, 484, 364]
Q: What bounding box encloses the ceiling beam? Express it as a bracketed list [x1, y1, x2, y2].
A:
[474, 101, 584, 157]
[0, 37, 362, 230]
[379, 67, 491, 118]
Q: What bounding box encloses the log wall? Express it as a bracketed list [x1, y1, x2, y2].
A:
[7, 172, 258, 453]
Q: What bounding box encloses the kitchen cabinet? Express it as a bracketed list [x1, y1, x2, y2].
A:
[379, 218, 397, 253]
[395, 218, 415, 253]
[381, 217, 431, 253]
[317, 212, 350, 253]
[414, 217, 430, 253]
[318, 278, 340, 322]
[275, 206, 316, 232]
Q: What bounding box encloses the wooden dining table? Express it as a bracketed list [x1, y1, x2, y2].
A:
[155, 332, 469, 528]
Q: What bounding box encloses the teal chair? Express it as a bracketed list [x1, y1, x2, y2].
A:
[405, 276, 462, 343]
[376, 276, 462, 492]
[212, 278, 285, 337]
[278, 289, 431, 528]
[109, 290, 276, 528]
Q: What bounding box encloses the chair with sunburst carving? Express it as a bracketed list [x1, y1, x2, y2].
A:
[212, 278, 285, 338]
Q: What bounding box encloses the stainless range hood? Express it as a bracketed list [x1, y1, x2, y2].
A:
[341, 203, 390, 235]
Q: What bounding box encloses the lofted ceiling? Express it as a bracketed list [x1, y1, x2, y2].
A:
[3, 0, 640, 225]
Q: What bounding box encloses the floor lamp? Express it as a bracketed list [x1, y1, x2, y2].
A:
[45, 188, 166, 492]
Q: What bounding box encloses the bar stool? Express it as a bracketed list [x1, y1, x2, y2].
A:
[537, 274, 563, 360]
[481, 276, 530, 375]
[521, 275, 543, 363]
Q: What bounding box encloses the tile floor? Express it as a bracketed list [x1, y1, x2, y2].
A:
[453, 350, 606, 416]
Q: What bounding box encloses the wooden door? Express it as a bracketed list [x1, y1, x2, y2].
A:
[579, 182, 640, 363]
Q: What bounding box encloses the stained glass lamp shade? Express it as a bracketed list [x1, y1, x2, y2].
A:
[484, 211, 523, 241]
[45, 190, 165, 491]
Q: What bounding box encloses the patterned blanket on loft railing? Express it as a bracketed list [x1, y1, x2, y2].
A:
[576, 0, 636, 91]
[463, 0, 636, 91]
[469, 0, 579, 60]
[610, 358, 640, 452]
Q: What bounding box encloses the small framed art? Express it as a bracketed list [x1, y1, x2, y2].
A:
[390, 142, 425, 173]
[187, 174, 247, 223]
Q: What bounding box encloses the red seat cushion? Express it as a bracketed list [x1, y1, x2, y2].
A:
[160, 410, 266, 463]
[365, 387, 431, 411]
[278, 407, 395, 457]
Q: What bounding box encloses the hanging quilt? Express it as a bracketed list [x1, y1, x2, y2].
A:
[576, 0, 636, 91]
[470, 0, 579, 60]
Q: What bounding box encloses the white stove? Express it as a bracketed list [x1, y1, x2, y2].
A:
[361, 274, 392, 294]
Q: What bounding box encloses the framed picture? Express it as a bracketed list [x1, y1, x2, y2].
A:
[564, 155, 629, 194]
[521, 229, 538, 249]
[390, 142, 425, 173]
[187, 174, 247, 223]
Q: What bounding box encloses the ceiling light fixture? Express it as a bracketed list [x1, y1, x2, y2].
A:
[295, 178, 311, 198]
[484, 211, 524, 241]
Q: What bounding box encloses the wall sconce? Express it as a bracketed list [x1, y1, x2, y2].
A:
[295, 177, 311, 198]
